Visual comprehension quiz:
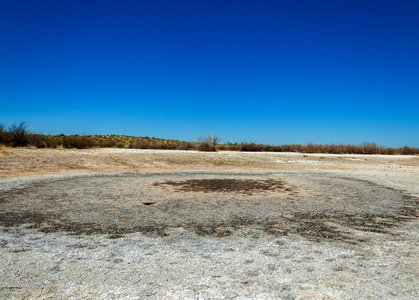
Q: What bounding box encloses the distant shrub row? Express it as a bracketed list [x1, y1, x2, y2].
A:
[1, 122, 418, 154]
[0, 122, 200, 150]
[222, 142, 419, 155]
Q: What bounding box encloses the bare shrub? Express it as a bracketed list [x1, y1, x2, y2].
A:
[398, 146, 416, 155]
[9, 122, 29, 147]
[198, 141, 214, 152]
[198, 134, 221, 152]
[0, 123, 9, 145]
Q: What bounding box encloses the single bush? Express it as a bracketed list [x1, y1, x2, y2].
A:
[0, 123, 12, 146]
[198, 134, 221, 152]
[9, 122, 29, 146]
[198, 141, 215, 152]
[0, 123, 4, 145]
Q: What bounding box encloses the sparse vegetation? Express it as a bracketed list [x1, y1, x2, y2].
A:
[0, 123, 6, 145]
[214, 158, 250, 166]
[198, 134, 222, 151]
[130, 136, 196, 150]
[0, 121, 418, 154]
[237, 142, 419, 155]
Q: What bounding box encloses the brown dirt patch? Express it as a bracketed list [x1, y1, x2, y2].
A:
[154, 178, 287, 194]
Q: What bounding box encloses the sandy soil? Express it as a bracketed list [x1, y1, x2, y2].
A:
[1, 148, 418, 299]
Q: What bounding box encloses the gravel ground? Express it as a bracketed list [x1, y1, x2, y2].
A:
[0, 149, 418, 299]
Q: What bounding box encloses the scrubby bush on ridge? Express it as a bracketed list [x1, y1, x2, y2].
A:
[197, 135, 222, 152]
[0, 121, 418, 155]
[8, 122, 29, 147]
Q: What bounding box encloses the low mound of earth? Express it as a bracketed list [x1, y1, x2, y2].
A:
[0, 149, 418, 299]
[0, 172, 416, 242]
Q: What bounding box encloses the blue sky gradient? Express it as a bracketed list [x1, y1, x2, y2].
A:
[1, 0, 418, 147]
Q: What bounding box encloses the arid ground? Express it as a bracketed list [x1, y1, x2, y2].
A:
[1, 148, 418, 299]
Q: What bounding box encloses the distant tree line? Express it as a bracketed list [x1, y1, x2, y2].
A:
[220, 142, 419, 155]
[1, 122, 418, 155]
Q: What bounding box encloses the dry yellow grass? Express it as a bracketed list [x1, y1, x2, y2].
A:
[1, 149, 13, 156]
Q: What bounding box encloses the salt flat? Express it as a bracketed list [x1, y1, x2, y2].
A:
[1, 149, 418, 299]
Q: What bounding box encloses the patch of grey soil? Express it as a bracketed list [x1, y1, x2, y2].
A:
[0, 172, 417, 242]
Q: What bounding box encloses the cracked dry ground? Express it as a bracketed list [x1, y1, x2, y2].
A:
[0, 150, 418, 299]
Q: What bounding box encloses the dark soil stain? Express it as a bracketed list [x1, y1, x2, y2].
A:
[0, 212, 52, 227]
[0, 211, 168, 237]
[154, 178, 287, 194]
[0, 203, 416, 242]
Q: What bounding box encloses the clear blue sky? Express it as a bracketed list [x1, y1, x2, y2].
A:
[1, 0, 418, 147]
